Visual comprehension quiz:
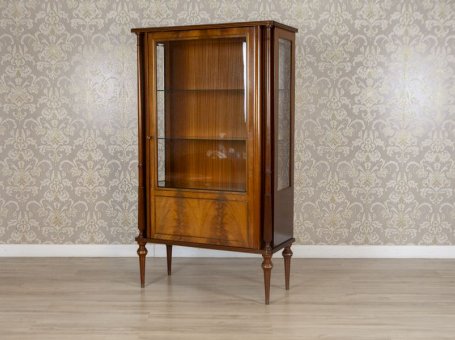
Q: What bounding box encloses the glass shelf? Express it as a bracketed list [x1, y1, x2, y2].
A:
[157, 88, 244, 92]
[157, 138, 246, 192]
[158, 180, 245, 192]
[156, 136, 247, 141]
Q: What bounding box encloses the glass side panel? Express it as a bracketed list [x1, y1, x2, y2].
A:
[156, 37, 247, 192]
[277, 38, 291, 191]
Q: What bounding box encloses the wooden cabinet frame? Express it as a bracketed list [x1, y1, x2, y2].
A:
[132, 21, 297, 304]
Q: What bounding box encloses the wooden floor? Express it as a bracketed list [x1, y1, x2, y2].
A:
[0, 258, 454, 339]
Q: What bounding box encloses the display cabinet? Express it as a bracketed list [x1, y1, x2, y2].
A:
[132, 21, 297, 304]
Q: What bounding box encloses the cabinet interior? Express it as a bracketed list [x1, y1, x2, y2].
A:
[156, 37, 247, 192]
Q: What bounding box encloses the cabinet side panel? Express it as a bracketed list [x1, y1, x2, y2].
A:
[273, 28, 295, 246]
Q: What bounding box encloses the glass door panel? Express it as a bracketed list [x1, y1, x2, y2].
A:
[156, 37, 247, 192]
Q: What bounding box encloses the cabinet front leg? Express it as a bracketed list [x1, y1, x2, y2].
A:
[166, 244, 172, 276]
[261, 247, 273, 305]
[137, 242, 148, 288]
[282, 246, 293, 290]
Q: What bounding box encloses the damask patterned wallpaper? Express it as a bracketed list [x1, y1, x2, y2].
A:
[0, 0, 454, 245]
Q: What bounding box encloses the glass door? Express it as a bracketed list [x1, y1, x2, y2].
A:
[155, 36, 248, 192]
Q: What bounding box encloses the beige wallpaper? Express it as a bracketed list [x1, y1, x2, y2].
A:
[0, 0, 454, 245]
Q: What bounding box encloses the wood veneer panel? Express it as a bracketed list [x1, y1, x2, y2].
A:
[166, 38, 245, 90]
[163, 90, 246, 139]
[153, 196, 250, 247]
[132, 20, 299, 33]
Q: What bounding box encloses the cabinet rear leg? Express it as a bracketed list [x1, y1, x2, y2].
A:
[166, 244, 172, 275]
[282, 246, 293, 290]
[137, 242, 148, 288]
[261, 247, 273, 305]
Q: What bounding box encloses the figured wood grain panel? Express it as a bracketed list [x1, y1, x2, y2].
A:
[153, 196, 250, 248]
[164, 90, 246, 139]
[166, 37, 245, 90]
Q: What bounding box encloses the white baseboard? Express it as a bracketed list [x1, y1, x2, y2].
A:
[0, 244, 138, 257]
[294, 245, 455, 258]
[1, 244, 455, 258]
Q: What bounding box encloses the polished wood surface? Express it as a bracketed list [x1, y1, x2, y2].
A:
[136, 32, 147, 241]
[163, 90, 247, 139]
[135, 22, 297, 303]
[166, 244, 172, 275]
[132, 20, 299, 33]
[137, 241, 147, 288]
[1, 258, 454, 339]
[282, 246, 293, 290]
[160, 37, 247, 192]
[262, 24, 274, 249]
[166, 38, 245, 89]
[143, 236, 295, 255]
[153, 195, 249, 248]
[145, 27, 260, 250]
[261, 246, 273, 305]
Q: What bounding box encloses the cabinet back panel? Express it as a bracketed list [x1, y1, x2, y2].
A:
[156, 36, 248, 192]
[163, 90, 246, 139]
[152, 196, 250, 248]
[166, 38, 245, 90]
[159, 139, 246, 192]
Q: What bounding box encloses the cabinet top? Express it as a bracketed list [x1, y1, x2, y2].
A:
[131, 20, 298, 34]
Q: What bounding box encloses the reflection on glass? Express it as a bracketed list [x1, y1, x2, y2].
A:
[156, 37, 247, 192]
[157, 138, 246, 192]
[156, 44, 166, 181]
[277, 39, 291, 191]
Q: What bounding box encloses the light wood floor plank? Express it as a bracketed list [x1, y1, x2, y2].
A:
[0, 258, 454, 339]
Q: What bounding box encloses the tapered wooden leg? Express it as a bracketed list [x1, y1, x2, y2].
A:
[137, 242, 147, 288]
[282, 246, 293, 290]
[166, 244, 172, 276]
[261, 247, 273, 305]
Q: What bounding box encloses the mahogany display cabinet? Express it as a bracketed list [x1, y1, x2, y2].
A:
[132, 21, 297, 304]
